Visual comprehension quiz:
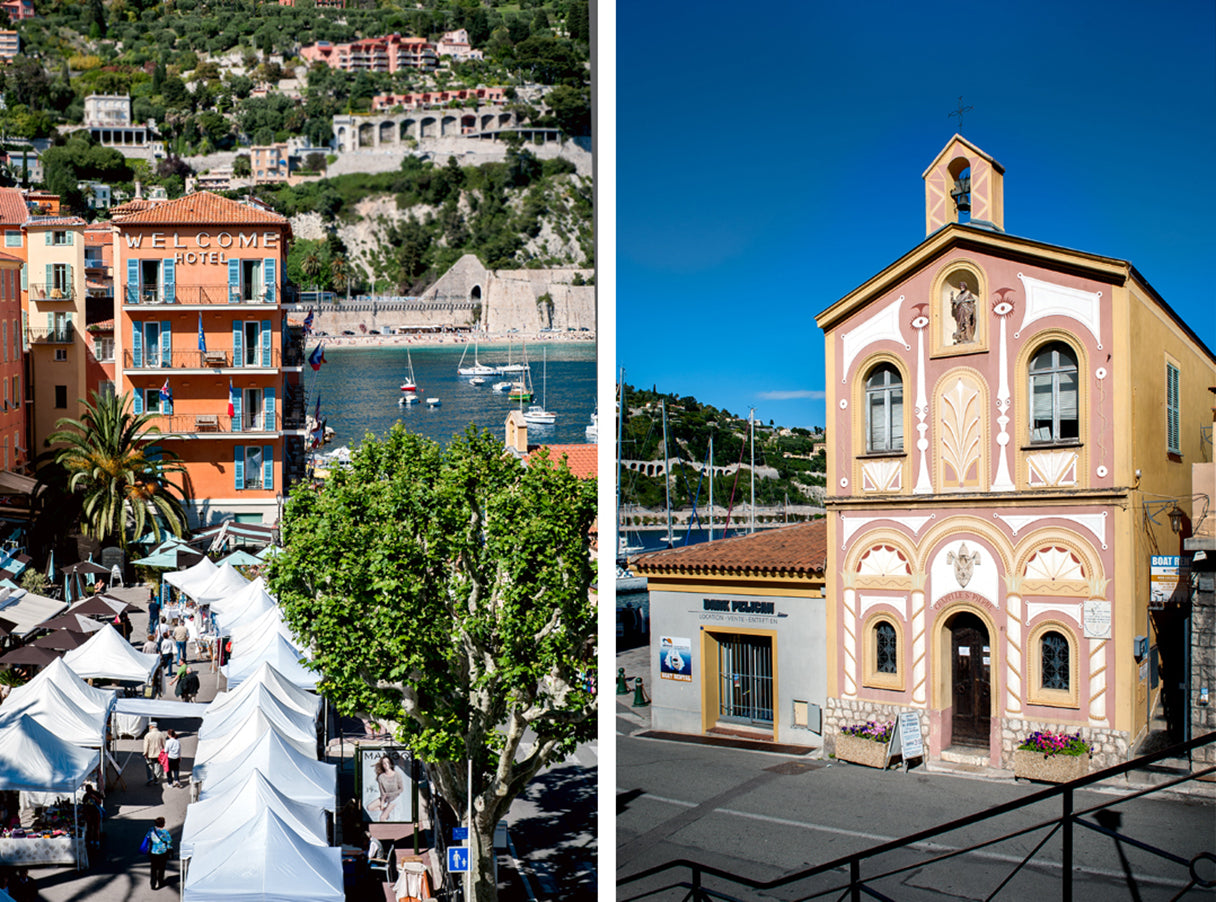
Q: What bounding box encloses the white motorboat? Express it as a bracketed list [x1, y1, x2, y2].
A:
[586, 410, 598, 442]
[399, 395, 418, 406]
[470, 376, 486, 385]
[425, 397, 441, 407]
[491, 381, 512, 393]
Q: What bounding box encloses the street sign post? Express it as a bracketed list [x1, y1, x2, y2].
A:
[448, 846, 469, 873]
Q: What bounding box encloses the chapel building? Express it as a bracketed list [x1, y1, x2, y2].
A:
[813, 136, 1216, 769]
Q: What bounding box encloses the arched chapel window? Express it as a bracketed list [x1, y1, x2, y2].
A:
[1029, 342, 1079, 443]
[865, 364, 903, 453]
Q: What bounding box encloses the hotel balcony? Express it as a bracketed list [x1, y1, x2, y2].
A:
[123, 284, 296, 306]
[30, 283, 76, 301]
[147, 412, 288, 435]
[124, 348, 292, 370]
[28, 324, 74, 344]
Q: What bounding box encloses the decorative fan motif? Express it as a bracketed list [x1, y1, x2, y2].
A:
[861, 459, 902, 493]
[1024, 546, 1086, 582]
[938, 376, 983, 488]
[1027, 450, 1078, 487]
[858, 544, 911, 578]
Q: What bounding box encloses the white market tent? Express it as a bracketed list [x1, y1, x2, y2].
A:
[193, 728, 337, 810]
[194, 708, 317, 764]
[223, 634, 317, 691]
[209, 662, 322, 722]
[213, 587, 278, 636]
[0, 715, 100, 793]
[163, 556, 219, 595]
[225, 606, 294, 648]
[11, 658, 116, 721]
[182, 807, 343, 902]
[62, 623, 159, 684]
[208, 576, 271, 620]
[191, 562, 250, 606]
[180, 769, 327, 860]
[199, 682, 317, 745]
[0, 679, 108, 749]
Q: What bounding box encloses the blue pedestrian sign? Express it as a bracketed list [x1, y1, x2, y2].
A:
[448, 846, 469, 873]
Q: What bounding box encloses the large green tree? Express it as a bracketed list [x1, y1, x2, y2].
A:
[48, 391, 188, 549]
[267, 426, 597, 902]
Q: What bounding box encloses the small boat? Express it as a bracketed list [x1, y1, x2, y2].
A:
[456, 341, 496, 376]
[425, 397, 441, 407]
[585, 410, 598, 442]
[400, 348, 419, 393]
[491, 380, 512, 393]
[522, 348, 557, 425]
[470, 376, 486, 385]
[398, 395, 418, 406]
[494, 341, 528, 374]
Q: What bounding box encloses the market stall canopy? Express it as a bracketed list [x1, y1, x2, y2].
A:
[193, 728, 336, 809]
[209, 662, 322, 722]
[0, 470, 39, 496]
[182, 807, 342, 902]
[133, 536, 193, 569]
[0, 715, 100, 793]
[208, 576, 270, 619]
[0, 678, 107, 748]
[222, 633, 317, 692]
[192, 562, 251, 606]
[226, 606, 295, 650]
[219, 549, 263, 569]
[0, 589, 68, 638]
[214, 589, 279, 636]
[192, 521, 278, 550]
[69, 594, 141, 617]
[12, 658, 116, 721]
[194, 707, 317, 764]
[62, 623, 159, 683]
[255, 545, 281, 561]
[163, 556, 219, 595]
[199, 682, 317, 745]
[180, 769, 327, 860]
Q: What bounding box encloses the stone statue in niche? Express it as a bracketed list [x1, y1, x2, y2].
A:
[949, 283, 977, 344]
[947, 543, 982, 588]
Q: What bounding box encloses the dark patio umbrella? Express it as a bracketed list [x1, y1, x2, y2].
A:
[62, 561, 112, 577]
[70, 595, 142, 617]
[0, 645, 63, 667]
[37, 612, 106, 633]
[29, 630, 91, 651]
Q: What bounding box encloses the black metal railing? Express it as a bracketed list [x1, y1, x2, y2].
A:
[123, 349, 284, 369]
[29, 282, 75, 301]
[28, 324, 74, 343]
[123, 284, 285, 306]
[618, 732, 1216, 902]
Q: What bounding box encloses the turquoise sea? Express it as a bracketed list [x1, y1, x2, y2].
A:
[306, 341, 597, 449]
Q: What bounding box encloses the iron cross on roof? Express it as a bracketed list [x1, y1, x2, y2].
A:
[949, 96, 974, 132]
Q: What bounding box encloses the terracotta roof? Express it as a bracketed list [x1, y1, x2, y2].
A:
[116, 191, 289, 227]
[86, 319, 114, 332]
[632, 519, 828, 577]
[0, 252, 22, 265]
[0, 190, 27, 227]
[525, 443, 596, 479]
[26, 216, 86, 227]
[109, 198, 162, 219]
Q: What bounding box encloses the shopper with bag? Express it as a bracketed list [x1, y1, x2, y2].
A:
[164, 729, 182, 787]
[143, 816, 172, 890]
[142, 722, 165, 785]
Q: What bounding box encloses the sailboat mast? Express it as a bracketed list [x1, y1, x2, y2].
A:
[662, 398, 672, 548]
[708, 433, 714, 542]
[749, 408, 756, 534]
[616, 369, 625, 558]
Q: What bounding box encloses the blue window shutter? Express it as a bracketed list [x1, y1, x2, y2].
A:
[163, 258, 175, 303]
[44, 232, 50, 246]
[66, 231, 73, 245]
[264, 386, 275, 431]
[161, 320, 171, 368]
[132, 323, 143, 367]
[20, 264, 26, 291]
[261, 319, 271, 367]
[133, 389, 143, 414]
[44, 264, 51, 295]
[232, 386, 242, 433]
[263, 444, 274, 490]
[68, 264, 73, 293]
[234, 445, 244, 489]
[264, 258, 276, 304]
[233, 321, 242, 366]
[126, 259, 138, 303]
[228, 259, 240, 303]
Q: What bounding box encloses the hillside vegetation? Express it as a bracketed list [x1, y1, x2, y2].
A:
[619, 384, 826, 512]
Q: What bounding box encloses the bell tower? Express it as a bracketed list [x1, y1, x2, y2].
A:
[922, 135, 1005, 236]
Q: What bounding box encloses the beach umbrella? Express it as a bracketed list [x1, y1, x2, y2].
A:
[220, 549, 263, 568]
[0, 645, 62, 667]
[255, 545, 281, 561]
[62, 561, 111, 577]
[69, 595, 142, 617]
[29, 630, 91, 651]
[37, 613, 107, 633]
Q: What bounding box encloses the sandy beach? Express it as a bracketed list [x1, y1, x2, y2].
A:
[309, 330, 597, 351]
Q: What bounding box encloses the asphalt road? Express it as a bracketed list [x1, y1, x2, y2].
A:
[616, 654, 1216, 901]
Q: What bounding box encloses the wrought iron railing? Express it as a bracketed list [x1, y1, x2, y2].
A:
[123, 349, 284, 369]
[123, 284, 284, 306]
[618, 731, 1216, 902]
[29, 282, 75, 301]
[145, 413, 282, 434]
[28, 324, 74, 343]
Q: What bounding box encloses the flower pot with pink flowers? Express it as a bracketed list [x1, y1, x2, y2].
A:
[1013, 730, 1091, 783]
[833, 721, 893, 769]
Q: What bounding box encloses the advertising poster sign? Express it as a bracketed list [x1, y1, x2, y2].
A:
[357, 745, 414, 823]
[1149, 555, 1190, 609]
[659, 636, 692, 682]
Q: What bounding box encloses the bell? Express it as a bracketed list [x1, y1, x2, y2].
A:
[951, 176, 971, 213]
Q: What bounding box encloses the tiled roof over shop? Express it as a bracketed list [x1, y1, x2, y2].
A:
[632, 519, 828, 577]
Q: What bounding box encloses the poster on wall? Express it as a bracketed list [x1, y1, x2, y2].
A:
[357, 746, 414, 823]
[1149, 555, 1191, 609]
[659, 636, 692, 682]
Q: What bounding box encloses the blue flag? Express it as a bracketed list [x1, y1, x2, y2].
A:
[308, 344, 326, 372]
[159, 378, 171, 402]
[303, 308, 314, 336]
[197, 313, 206, 352]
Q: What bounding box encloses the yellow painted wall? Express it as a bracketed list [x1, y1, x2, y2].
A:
[27, 226, 87, 452]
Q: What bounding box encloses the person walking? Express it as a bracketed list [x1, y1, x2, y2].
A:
[179, 666, 200, 704]
[142, 722, 165, 785]
[159, 632, 175, 679]
[145, 816, 172, 890]
[163, 729, 182, 788]
[173, 619, 189, 665]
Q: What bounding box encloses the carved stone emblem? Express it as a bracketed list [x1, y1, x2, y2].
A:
[947, 543, 982, 588]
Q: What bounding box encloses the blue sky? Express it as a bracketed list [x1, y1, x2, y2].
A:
[614, 0, 1216, 429]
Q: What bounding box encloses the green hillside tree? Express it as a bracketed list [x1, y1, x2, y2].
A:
[267, 426, 596, 902]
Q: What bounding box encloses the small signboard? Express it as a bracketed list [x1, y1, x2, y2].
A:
[452, 827, 468, 842]
[1083, 600, 1112, 639]
[885, 712, 924, 770]
[659, 636, 692, 682]
[447, 846, 469, 873]
[1150, 555, 1191, 609]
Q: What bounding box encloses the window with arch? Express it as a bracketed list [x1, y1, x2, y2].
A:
[865, 364, 903, 453]
[1029, 342, 1079, 443]
[864, 614, 904, 691]
[1027, 623, 1079, 708]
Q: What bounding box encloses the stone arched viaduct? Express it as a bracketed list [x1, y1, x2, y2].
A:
[333, 109, 524, 152]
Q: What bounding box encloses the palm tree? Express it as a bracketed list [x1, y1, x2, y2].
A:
[301, 250, 323, 290]
[330, 255, 349, 301]
[48, 391, 189, 550]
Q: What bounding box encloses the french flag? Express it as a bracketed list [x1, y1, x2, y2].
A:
[227, 379, 236, 418]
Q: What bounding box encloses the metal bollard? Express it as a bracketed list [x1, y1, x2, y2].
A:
[632, 677, 649, 707]
[617, 667, 630, 694]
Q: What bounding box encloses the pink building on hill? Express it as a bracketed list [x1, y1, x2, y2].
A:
[300, 34, 437, 73]
[371, 87, 507, 112]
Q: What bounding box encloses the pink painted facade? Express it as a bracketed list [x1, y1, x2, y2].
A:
[370, 87, 507, 112]
[815, 137, 1216, 770]
[299, 35, 437, 73]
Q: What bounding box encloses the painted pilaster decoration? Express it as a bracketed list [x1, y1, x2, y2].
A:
[1004, 572, 1023, 716]
[840, 296, 909, 382]
[991, 289, 1016, 491]
[910, 305, 932, 494]
[1015, 273, 1103, 349]
[1087, 577, 1111, 725]
[911, 569, 927, 705]
[842, 570, 858, 698]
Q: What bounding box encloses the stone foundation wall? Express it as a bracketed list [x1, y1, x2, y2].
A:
[1190, 555, 1215, 767]
[823, 697, 927, 757]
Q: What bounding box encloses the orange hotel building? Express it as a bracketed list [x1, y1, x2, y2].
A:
[114, 193, 307, 525]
